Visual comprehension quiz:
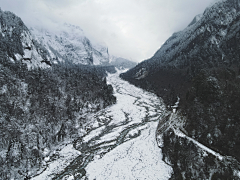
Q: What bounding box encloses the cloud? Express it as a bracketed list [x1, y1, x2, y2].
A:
[0, 0, 216, 62]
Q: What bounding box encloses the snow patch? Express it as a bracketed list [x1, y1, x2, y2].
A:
[15, 53, 22, 61]
[32, 144, 81, 180]
[134, 68, 148, 80]
[86, 122, 172, 180]
[83, 126, 105, 143]
[82, 70, 171, 179]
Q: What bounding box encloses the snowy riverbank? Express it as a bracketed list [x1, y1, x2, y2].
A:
[33, 69, 172, 180]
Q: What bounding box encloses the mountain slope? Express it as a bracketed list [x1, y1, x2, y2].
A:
[0, 7, 131, 68]
[0, 8, 52, 69]
[0, 8, 118, 180]
[110, 56, 137, 69]
[121, 0, 240, 104]
[146, 0, 240, 69]
[121, 0, 240, 178]
[0, 7, 111, 68]
[30, 24, 110, 65]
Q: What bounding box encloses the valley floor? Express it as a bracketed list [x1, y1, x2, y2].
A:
[33, 69, 172, 180]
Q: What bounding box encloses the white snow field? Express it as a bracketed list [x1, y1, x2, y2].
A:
[84, 70, 172, 180]
[86, 121, 171, 180]
[32, 144, 81, 180]
[33, 69, 172, 180]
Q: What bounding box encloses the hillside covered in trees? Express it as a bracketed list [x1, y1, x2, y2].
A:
[0, 54, 116, 179]
[121, 0, 240, 178]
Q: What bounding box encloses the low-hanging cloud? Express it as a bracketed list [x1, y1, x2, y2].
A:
[0, 0, 217, 62]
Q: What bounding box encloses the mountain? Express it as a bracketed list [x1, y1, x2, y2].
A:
[121, 0, 240, 104]
[110, 56, 137, 69]
[30, 25, 137, 67]
[0, 8, 111, 68]
[0, 7, 131, 69]
[121, 0, 240, 179]
[145, 0, 240, 68]
[0, 8, 52, 69]
[30, 24, 110, 66]
[0, 8, 117, 180]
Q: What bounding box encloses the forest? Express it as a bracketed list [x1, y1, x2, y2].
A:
[121, 54, 240, 179]
[120, 1, 240, 177]
[0, 56, 116, 179]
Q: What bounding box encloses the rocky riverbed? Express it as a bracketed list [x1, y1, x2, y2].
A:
[33, 69, 172, 180]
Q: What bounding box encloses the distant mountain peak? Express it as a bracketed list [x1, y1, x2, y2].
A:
[110, 56, 137, 69]
[63, 23, 84, 31]
[0, 7, 132, 69]
[30, 23, 110, 65]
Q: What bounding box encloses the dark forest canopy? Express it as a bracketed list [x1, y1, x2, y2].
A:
[121, 0, 240, 178]
[0, 56, 116, 179]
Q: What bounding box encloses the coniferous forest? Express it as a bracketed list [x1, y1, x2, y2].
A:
[2, 0, 240, 179]
[0, 55, 116, 179]
[121, 0, 240, 178]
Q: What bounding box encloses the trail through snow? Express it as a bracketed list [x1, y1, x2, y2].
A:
[33, 69, 172, 180]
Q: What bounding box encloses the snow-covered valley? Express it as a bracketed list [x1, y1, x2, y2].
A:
[2, 0, 240, 179]
[32, 69, 172, 180]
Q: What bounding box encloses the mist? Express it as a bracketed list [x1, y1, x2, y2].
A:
[0, 0, 217, 62]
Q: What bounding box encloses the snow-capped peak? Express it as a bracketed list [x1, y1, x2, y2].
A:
[30, 23, 110, 65]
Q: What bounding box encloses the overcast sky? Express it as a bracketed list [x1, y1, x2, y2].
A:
[0, 0, 217, 62]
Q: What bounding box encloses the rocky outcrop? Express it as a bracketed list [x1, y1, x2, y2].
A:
[0, 9, 51, 69]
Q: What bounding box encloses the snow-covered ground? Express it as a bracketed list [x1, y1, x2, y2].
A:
[173, 128, 223, 161]
[84, 70, 172, 179]
[33, 70, 172, 180]
[32, 144, 81, 180]
[86, 121, 171, 180]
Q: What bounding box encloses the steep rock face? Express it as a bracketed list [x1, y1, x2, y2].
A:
[92, 43, 110, 65]
[30, 24, 110, 65]
[0, 8, 110, 68]
[0, 8, 51, 69]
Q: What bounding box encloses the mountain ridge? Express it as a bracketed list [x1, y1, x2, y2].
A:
[121, 0, 240, 104]
[0, 7, 118, 180]
[0, 8, 51, 69]
[121, 0, 240, 178]
[30, 24, 110, 66]
[0, 7, 131, 69]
